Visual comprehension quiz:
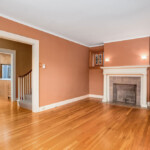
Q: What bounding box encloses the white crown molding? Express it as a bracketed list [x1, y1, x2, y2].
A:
[39, 94, 89, 112]
[88, 44, 104, 48]
[87, 35, 150, 47]
[89, 94, 103, 99]
[85, 35, 150, 47]
[0, 14, 89, 47]
[101, 65, 150, 69]
[104, 35, 150, 44]
[1, 14, 149, 48]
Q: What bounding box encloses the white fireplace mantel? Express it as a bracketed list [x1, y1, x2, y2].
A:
[101, 65, 150, 108]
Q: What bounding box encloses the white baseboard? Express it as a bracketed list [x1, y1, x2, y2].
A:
[89, 94, 103, 99]
[39, 94, 89, 112]
[37, 94, 149, 112]
[102, 99, 107, 102]
[141, 104, 147, 108]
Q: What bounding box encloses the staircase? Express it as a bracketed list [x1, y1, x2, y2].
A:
[18, 70, 32, 110]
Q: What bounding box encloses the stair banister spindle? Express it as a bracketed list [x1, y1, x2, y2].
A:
[25, 75, 27, 95]
[26, 75, 27, 94]
[22, 77, 25, 100]
[27, 74, 29, 94]
[20, 77, 22, 100]
[29, 73, 30, 94]
[25, 76, 26, 96]
[30, 72, 32, 93]
[25, 76, 26, 95]
[18, 77, 20, 101]
[18, 70, 32, 101]
[24, 76, 25, 95]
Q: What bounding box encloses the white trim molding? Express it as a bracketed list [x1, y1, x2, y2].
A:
[0, 14, 88, 47]
[101, 65, 150, 108]
[39, 95, 89, 112]
[0, 14, 149, 48]
[104, 35, 150, 45]
[0, 30, 40, 112]
[89, 94, 103, 99]
[148, 102, 150, 107]
[101, 65, 150, 69]
[89, 44, 104, 48]
[39, 94, 105, 112]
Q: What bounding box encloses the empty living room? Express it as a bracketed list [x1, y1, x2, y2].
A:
[0, 0, 150, 149]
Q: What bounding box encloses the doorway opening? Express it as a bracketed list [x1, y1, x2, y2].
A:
[0, 30, 39, 112]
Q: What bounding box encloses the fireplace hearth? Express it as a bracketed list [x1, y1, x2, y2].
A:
[113, 83, 136, 105]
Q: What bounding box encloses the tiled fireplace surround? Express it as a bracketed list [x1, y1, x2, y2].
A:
[101, 65, 149, 108]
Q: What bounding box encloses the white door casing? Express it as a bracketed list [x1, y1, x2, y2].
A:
[0, 30, 39, 112]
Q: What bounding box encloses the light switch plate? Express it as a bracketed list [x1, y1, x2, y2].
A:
[42, 64, 46, 69]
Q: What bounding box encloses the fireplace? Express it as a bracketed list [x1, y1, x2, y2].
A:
[101, 65, 149, 108]
[113, 83, 137, 105]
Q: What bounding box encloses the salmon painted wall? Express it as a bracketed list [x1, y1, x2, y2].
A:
[104, 37, 150, 102]
[89, 46, 104, 95]
[148, 38, 150, 102]
[89, 38, 150, 100]
[104, 37, 150, 67]
[0, 17, 89, 106]
[89, 69, 103, 95]
[147, 68, 150, 102]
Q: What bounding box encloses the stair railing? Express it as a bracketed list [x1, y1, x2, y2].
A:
[18, 70, 32, 100]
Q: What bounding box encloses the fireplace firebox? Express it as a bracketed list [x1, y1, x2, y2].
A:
[113, 83, 137, 105]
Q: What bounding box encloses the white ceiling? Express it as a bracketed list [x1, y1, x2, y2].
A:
[0, 0, 150, 47]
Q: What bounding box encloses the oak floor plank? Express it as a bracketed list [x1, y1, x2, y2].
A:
[0, 98, 150, 150]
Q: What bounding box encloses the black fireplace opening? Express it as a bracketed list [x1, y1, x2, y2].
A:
[113, 83, 137, 105]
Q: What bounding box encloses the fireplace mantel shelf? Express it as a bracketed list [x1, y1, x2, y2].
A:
[101, 65, 150, 69]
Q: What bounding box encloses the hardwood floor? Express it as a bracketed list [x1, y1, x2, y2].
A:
[0, 98, 150, 150]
